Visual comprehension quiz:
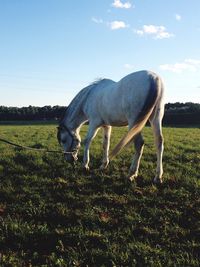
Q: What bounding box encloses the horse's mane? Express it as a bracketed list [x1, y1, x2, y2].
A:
[63, 78, 108, 122]
[69, 79, 104, 106]
[89, 78, 104, 86]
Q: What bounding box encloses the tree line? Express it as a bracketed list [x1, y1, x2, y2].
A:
[0, 106, 66, 122]
[164, 102, 200, 125]
[0, 102, 199, 125]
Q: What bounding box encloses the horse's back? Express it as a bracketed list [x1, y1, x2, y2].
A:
[119, 70, 160, 91]
[83, 70, 163, 126]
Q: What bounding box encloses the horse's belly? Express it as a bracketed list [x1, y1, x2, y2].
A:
[110, 121, 128, 126]
[103, 113, 128, 126]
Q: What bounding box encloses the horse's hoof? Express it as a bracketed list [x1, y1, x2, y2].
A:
[83, 166, 90, 172]
[99, 165, 105, 170]
[153, 177, 163, 185]
[128, 174, 137, 182]
[99, 164, 108, 170]
[100, 160, 109, 170]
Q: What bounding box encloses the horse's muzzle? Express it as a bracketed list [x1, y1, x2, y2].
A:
[65, 152, 78, 163]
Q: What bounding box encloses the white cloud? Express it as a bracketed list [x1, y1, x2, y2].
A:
[112, 0, 132, 9]
[92, 17, 129, 31]
[92, 17, 103, 24]
[175, 14, 181, 21]
[160, 59, 200, 73]
[124, 63, 134, 69]
[135, 29, 144, 36]
[109, 20, 129, 30]
[134, 24, 174, 39]
[185, 59, 200, 65]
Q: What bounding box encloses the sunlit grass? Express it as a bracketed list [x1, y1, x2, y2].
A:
[0, 124, 200, 266]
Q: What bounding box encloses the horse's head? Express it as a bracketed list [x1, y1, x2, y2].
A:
[57, 124, 81, 163]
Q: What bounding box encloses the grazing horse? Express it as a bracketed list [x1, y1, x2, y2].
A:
[57, 70, 165, 184]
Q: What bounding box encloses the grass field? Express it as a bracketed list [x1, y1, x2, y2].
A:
[0, 124, 200, 266]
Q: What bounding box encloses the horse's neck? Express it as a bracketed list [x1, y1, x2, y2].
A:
[63, 102, 87, 133]
[63, 84, 92, 132]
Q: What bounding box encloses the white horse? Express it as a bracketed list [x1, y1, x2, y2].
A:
[57, 70, 165, 184]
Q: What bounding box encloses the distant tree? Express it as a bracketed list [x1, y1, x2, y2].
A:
[0, 103, 199, 125]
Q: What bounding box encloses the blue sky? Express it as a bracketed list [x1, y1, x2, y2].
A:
[0, 0, 200, 107]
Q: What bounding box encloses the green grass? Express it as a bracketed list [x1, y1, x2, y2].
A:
[0, 124, 200, 266]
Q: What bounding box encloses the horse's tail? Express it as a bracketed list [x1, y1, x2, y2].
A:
[110, 74, 163, 159]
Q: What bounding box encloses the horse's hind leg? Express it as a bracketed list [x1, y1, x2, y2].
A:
[100, 126, 112, 170]
[128, 133, 144, 181]
[150, 115, 164, 184]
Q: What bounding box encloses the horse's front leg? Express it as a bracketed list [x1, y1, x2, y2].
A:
[100, 126, 112, 170]
[83, 124, 100, 171]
